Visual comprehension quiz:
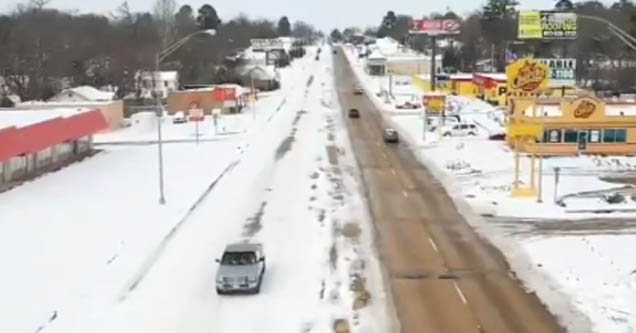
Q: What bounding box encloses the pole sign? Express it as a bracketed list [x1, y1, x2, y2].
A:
[506, 58, 551, 94]
[536, 58, 576, 87]
[518, 11, 577, 39]
[422, 94, 446, 113]
[250, 38, 283, 50]
[188, 108, 204, 122]
[409, 19, 460, 35]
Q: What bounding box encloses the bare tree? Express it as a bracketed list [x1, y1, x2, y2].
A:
[29, 0, 51, 11]
[153, 0, 177, 48]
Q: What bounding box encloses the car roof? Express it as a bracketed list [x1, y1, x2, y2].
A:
[225, 243, 262, 252]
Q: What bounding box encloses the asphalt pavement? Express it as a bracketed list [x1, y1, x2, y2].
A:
[334, 50, 564, 333]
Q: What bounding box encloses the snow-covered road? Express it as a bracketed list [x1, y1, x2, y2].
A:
[87, 49, 393, 332]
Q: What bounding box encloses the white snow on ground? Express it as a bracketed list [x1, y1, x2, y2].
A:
[0, 47, 392, 332]
[344, 45, 636, 332]
[89, 46, 393, 333]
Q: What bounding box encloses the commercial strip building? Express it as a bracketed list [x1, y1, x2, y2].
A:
[13, 101, 123, 131]
[363, 37, 442, 78]
[508, 95, 636, 155]
[167, 84, 251, 115]
[0, 108, 108, 189]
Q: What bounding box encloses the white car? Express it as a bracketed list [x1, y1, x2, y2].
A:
[173, 111, 187, 124]
[443, 123, 478, 137]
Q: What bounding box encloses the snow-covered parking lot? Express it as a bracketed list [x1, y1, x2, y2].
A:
[344, 45, 636, 332]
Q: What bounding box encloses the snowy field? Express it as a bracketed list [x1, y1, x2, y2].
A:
[343, 45, 636, 332]
[0, 47, 393, 332]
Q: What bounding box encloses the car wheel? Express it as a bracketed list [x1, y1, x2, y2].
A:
[216, 288, 225, 295]
[443, 132, 451, 137]
[468, 132, 476, 136]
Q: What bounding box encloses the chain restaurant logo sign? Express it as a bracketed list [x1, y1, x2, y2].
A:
[507, 58, 550, 94]
[572, 98, 597, 119]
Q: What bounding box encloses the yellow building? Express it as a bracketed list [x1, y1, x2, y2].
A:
[508, 95, 636, 155]
[449, 74, 476, 96]
[473, 73, 507, 106]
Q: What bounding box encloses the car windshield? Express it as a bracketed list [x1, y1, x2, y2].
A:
[221, 252, 257, 265]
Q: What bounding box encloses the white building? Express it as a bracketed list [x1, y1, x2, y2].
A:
[48, 86, 115, 103]
[364, 38, 442, 76]
[135, 71, 179, 99]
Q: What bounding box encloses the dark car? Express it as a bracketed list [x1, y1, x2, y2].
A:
[348, 108, 360, 118]
[383, 128, 399, 143]
[489, 133, 506, 141]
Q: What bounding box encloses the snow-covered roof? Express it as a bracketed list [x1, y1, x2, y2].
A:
[0, 108, 92, 130]
[450, 73, 474, 80]
[475, 73, 507, 81]
[56, 86, 115, 102]
[18, 100, 118, 107]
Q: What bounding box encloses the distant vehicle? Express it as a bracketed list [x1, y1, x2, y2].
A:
[215, 243, 266, 295]
[173, 111, 187, 124]
[443, 123, 478, 137]
[489, 133, 506, 141]
[348, 108, 360, 118]
[353, 84, 364, 95]
[383, 128, 399, 143]
[396, 101, 420, 109]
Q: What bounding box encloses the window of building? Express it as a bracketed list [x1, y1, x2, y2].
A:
[603, 129, 615, 143]
[589, 129, 601, 143]
[164, 81, 169, 87]
[543, 129, 562, 143]
[564, 129, 578, 143]
[615, 129, 627, 143]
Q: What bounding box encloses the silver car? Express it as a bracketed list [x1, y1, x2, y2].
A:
[383, 128, 399, 143]
[215, 243, 266, 294]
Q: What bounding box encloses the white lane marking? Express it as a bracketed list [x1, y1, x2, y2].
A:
[391, 169, 397, 176]
[402, 190, 409, 198]
[382, 152, 388, 159]
[428, 237, 438, 253]
[453, 281, 468, 305]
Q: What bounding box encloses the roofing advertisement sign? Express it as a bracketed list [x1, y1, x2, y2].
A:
[537, 58, 576, 87]
[409, 19, 460, 35]
[506, 58, 551, 94]
[518, 11, 577, 39]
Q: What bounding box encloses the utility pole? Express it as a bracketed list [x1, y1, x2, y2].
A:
[491, 43, 495, 73]
[430, 35, 437, 91]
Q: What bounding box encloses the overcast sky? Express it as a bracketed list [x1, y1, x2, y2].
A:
[1, 0, 617, 32]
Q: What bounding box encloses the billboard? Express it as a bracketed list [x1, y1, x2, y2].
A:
[506, 58, 551, 94]
[536, 58, 576, 87]
[409, 19, 460, 35]
[518, 11, 577, 39]
[250, 38, 283, 50]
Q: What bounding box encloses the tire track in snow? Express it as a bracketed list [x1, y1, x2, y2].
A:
[119, 159, 241, 301]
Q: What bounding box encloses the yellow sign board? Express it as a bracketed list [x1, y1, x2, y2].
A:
[518, 12, 542, 39]
[423, 94, 446, 112]
[506, 58, 550, 94]
[508, 123, 542, 138]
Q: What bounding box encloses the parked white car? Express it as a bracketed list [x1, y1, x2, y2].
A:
[443, 123, 479, 137]
[173, 111, 187, 124]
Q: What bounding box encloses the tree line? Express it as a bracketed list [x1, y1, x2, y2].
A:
[0, 0, 321, 102]
[331, 0, 636, 92]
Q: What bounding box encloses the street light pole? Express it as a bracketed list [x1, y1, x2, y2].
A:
[155, 54, 166, 205]
[154, 29, 216, 205]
